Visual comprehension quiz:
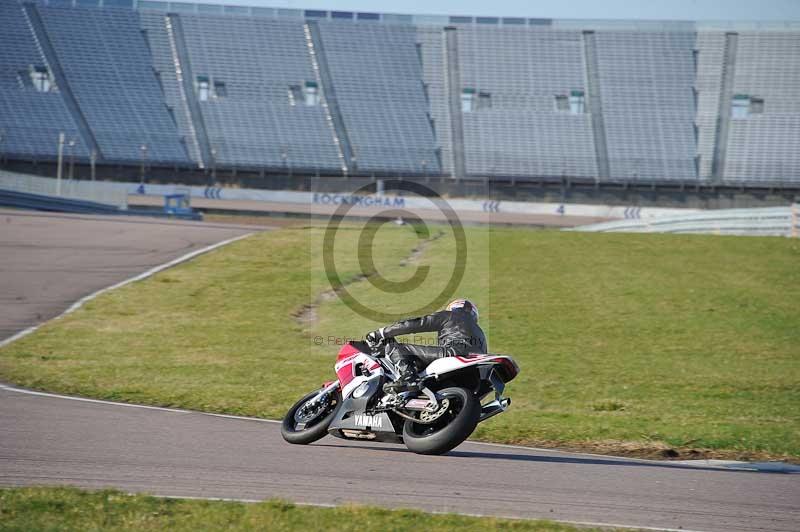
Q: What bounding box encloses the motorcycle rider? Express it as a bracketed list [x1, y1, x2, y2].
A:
[366, 299, 487, 394]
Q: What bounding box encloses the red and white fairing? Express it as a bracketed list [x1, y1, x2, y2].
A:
[333, 345, 519, 399]
[423, 353, 519, 381]
[334, 343, 385, 399]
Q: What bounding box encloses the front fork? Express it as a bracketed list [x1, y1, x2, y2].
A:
[309, 380, 341, 405]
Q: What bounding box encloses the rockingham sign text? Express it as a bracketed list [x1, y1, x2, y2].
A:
[312, 193, 406, 208]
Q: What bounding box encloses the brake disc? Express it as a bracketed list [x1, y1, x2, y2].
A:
[295, 396, 328, 423]
[419, 398, 450, 423]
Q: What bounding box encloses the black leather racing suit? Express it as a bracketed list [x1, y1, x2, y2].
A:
[381, 308, 488, 372]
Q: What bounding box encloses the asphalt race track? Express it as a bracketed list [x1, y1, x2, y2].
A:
[1, 386, 798, 532]
[1, 209, 799, 531]
[0, 208, 255, 341]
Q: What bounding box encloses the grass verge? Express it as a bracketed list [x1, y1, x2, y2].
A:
[0, 224, 798, 461]
[0, 487, 591, 531]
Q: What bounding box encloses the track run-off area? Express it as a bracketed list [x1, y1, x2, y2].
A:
[0, 209, 798, 532]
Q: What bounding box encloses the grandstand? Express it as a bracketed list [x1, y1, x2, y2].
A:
[37, 5, 190, 164]
[0, 1, 88, 160]
[454, 25, 597, 179]
[0, 0, 798, 191]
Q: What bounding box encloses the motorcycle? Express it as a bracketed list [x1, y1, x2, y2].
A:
[281, 339, 520, 455]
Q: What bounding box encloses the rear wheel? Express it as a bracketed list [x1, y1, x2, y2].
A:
[281, 388, 340, 445]
[402, 386, 480, 455]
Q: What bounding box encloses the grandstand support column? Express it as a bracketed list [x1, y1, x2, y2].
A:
[56, 132, 64, 196]
[305, 21, 354, 175]
[167, 14, 212, 171]
[444, 27, 466, 182]
[90, 150, 97, 181]
[23, 3, 103, 162]
[712, 32, 739, 181]
[582, 31, 610, 181]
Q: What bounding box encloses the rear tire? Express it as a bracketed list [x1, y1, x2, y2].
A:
[281, 388, 339, 445]
[402, 386, 480, 455]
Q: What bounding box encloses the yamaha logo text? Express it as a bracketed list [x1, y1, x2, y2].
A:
[354, 414, 382, 428]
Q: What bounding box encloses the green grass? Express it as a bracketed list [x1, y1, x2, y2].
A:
[1, 223, 798, 460]
[0, 487, 588, 531]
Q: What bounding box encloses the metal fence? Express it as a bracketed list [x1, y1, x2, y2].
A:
[0, 170, 128, 209]
[570, 205, 799, 237]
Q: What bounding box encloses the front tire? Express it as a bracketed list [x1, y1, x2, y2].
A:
[281, 388, 339, 445]
[402, 386, 480, 455]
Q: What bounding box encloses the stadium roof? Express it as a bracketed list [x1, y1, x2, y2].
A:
[31, 0, 800, 30]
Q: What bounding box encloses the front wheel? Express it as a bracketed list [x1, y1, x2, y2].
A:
[281, 388, 340, 445]
[402, 386, 480, 455]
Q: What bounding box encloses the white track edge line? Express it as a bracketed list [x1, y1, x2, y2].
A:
[0, 232, 254, 350]
[0, 384, 279, 424]
[147, 493, 705, 532]
[0, 383, 765, 470]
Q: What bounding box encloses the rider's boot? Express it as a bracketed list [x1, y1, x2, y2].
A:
[383, 359, 420, 394]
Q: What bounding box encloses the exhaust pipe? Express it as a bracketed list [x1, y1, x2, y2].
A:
[479, 397, 511, 422]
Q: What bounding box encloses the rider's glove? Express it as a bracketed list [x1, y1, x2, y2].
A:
[365, 327, 386, 348]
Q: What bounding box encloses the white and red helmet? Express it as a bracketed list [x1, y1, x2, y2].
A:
[446, 298, 479, 321]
